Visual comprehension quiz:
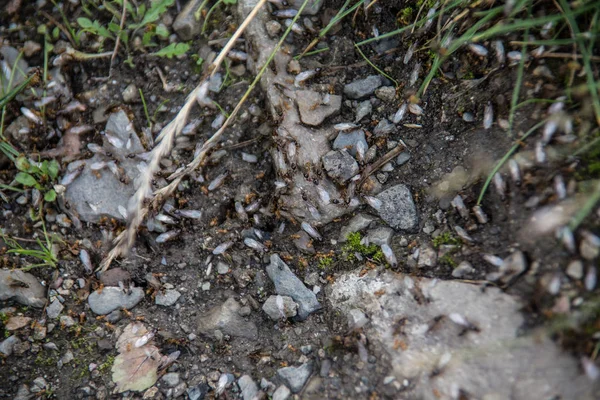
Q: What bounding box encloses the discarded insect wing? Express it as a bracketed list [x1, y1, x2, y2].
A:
[294, 69, 318, 87]
[301, 221, 322, 241]
[134, 331, 154, 348]
[208, 172, 228, 191]
[235, 201, 249, 222]
[80, 249, 93, 274]
[482, 254, 504, 268]
[507, 51, 523, 63]
[274, 150, 288, 175]
[403, 42, 417, 64]
[454, 226, 474, 242]
[356, 140, 367, 162]
[68, 125, 94, 135]
[381, 244, 397, 267]
[107, 161, 120, 177]
[408, 103, 423, 116]
[581, 357, 600, 381]
[274, 180, 287, 190]
[60, 100, 86, 113]
[155, 213, 177, 224]
[274, 8, 298, 18]
[493, 172, 506, 199]
[493, 40, 505, 64]
[286, 141, 297, 163]
[531, 45, 545, 58]
[409, 62, 421, 87]
[535, 141, 546, 163]
[34, 96, 57, 108]
[213, 241, 233, 255]
[245, 200, 260, 213]
[276, 295, 286, 319]
[508, 159, 521, 185]
[364, 195, 382, 211]
[307, 203, 322, 220]
[334, 122, 359, 131]
[542, 119, 557, 144]
[177, 209, 202, 219]
[90, 161, 107, 171]
[450, 195, 469, 219]
[285, 19, 305, 35]
[585, 266, 597, 291]
[87, 143, 106, 154]
[547, 274, 561, 295]
[21, 107, 42, 124]
[553, 175, 566, 200]
[182, 119, 202, 135]
[211, 114, 225, 129]
[393, 103, 408, 123]
[423, 7, 436, 31]
[244, 237, 267, 252]
[316, 186, 331, 204]
[472, 205, 489, 224]
[227, 49, 248, 61]
[105, 133, 123, 149]
[468, 43, 488, 57]
[483, 102, 493, 129]
[448, 313, 470, 327]
[118, 205, 128, 219]
[156, 230, 180, 243]
[60, 168, 83, 185]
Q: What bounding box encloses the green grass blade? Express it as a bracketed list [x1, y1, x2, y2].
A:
[354, 44, 398, 87]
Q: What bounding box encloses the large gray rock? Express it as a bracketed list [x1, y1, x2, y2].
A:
[297, 90, 341, 126]
[197, 297, 258, 340]
[0, 269, 46, 308]
[333, 129, 367, 157]
[376, 184, 418, 231]
[87, 286, 145, 315]
[173, 0, 204, 40]
[344, 75, 383, 99]
[276, 363, 313, 393]
[0, 335, 21, 356]
[266, 254, 321, 320]
[322, 150, 359, 183]
[63, 111, 145, 223]
[329, 270, 597, 400]
[262, 295, 298, 320]
[238, 375, 259, 400]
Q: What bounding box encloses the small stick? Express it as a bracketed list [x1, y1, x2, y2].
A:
[357, 144, 404, 189]
[109, 0, 128, 77]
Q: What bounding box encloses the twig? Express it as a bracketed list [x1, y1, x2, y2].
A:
[109, 0, 128, 77]
[358, 145, 404, 189]
[41, 11, 77, 48]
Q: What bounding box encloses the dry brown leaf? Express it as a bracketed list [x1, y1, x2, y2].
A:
[111, 345, 161, 393]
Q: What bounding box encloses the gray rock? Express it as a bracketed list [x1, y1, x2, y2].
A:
[277, 363, 313, 393]
[330, 270, 596, 400]
[217, 262, 230, 275]
[266, 254, 321, 320]
[293, 231, 316, 254]
[452, 261, 476, 278]
[13, 384, 31, 400]
[0, 335, 21, 356]
[289, 0, 323, 15]
[197, 297, 258, 339]
[30, 377, 47, 393]
[339, 214, 376, 242]
[238, 375, 259, 400]
[373, 119, 395, 136]
[396, 152, 411, 166]
[63, 111, 145, 223]
[46, 299, 64, 319]
[376, 184, 418, 231]
[375, 86, 396, 103]
[497, 251, 527, 283]
[87, 286, 145, 315]
[272, 385, 291, 400]
[187, 383, 210, 400]
[418, 246, 437, 268]
[333, 129, 367, 157]
[155, 289, 181, 306]
[355, 100, 372, 122]
[0, 269, 46, 308]
[297, 90, 341, 126]
[162, 372, 180, 388]
[122, 83, 138, 103]
[347, 308, 369, 330]
[322, 150, 359, 183]
[344, 75, 383, 99]
[566, 260, 584, 280]
[59, 316, 75, 327]
[173, 0, 204, 40]
[365, 227, 394, 246]
[262, 295, 298, 320]
[266, 20, 282, 37]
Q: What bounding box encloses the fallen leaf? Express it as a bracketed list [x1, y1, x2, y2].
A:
[111, 345, 161, 393]
[5, 316, 32, 330]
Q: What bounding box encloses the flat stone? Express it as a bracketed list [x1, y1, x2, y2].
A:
[418, 246, 437, 268]
[217, 262, 230, 275]
[376, 184, 418, 231]
[196, 297, 258, 340]
[262, 295, 298, 320]
[333, 129, 367, 157]
[329, 270, 596, 400]
[266, 254, 321, 320]
[277, 363, 313, 393]
[344, 75, 383, 99]
[173, 0, 204, 40]
[365, 227, 394, 246]
[155, 289, 181, 306]
[59, 315, 75, 327]
[339, 214, 376, 242]
[297, 90, 341, 126]
[322, 150, 359, 184]
[375, 86, 396, 103]
[355, 100, 372, 122]
[238, 375, 259, 400]
[293, 231, 316, 254]
[5, 316, 32, 331]
[99, 268, 130, 287]
[289, 0, 323, 15]
[0, 335, 21, 355]
[87, 286, 145, 315]
[46, 299, 64, 319]
[396, 152, 411, 166]
[452, 261, 476, 278]
[63, 111, 145, 223]
[0, 269, 46, 308]
[566, 260, 584, 280]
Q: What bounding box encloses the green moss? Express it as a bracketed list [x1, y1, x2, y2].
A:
[575, 132, 600, 180]
[398, 7, 414, 25]
[462, 71, 475, 80]
[98, 355, 115, 374]
[439, 254, 458, 268]
[0, 312, 9, 324]
[35, 353, 58, 367]
[343, 232, 385, 263]
[432, 232, 461, 248]
[417, 0, 437, 8]
[318, 257, 334, 270]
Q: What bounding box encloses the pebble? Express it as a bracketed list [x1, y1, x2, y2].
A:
[59, 315, 75, 327]
[374, 86, 396, 103]
[122, 83, 138, 103]
[333, 129, 368, 157]
[272, 385, 291, 400]
[277, 362, 313, 393]
[322, 150, 359, 183]
[0, 270, 46, 308]
[364, 227, 394, 246]
[87, 286, 145, 315]
[344, 75, 383, 99]
[373, 119, 395, 136]
[217, 262, 230, 275]
[452, 261, 476, 278]
[566, 260, 584, 280]
[266, 20, 282, 37]
[5, 316, 31, 331]
[262, 295, 298, 320]
[0, 335, 21, 355]
[46, 299, 64, 319]
[238, 375, 259, 400]
[196, 297, 258, 340]
[293, 231, 316, 254]
[376, 185, 419, 231]
[297, 90, 341, 126]
[396, 152, 411, 166]
[497, 250, 527, 283]
[266, 255, 321, 320]
[418, 246, 438, 268]
[155, 289, 181, 306]
[161, 372, 180, 388]
[339, 214, 376, 242]
[355, 100, 372, 122]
